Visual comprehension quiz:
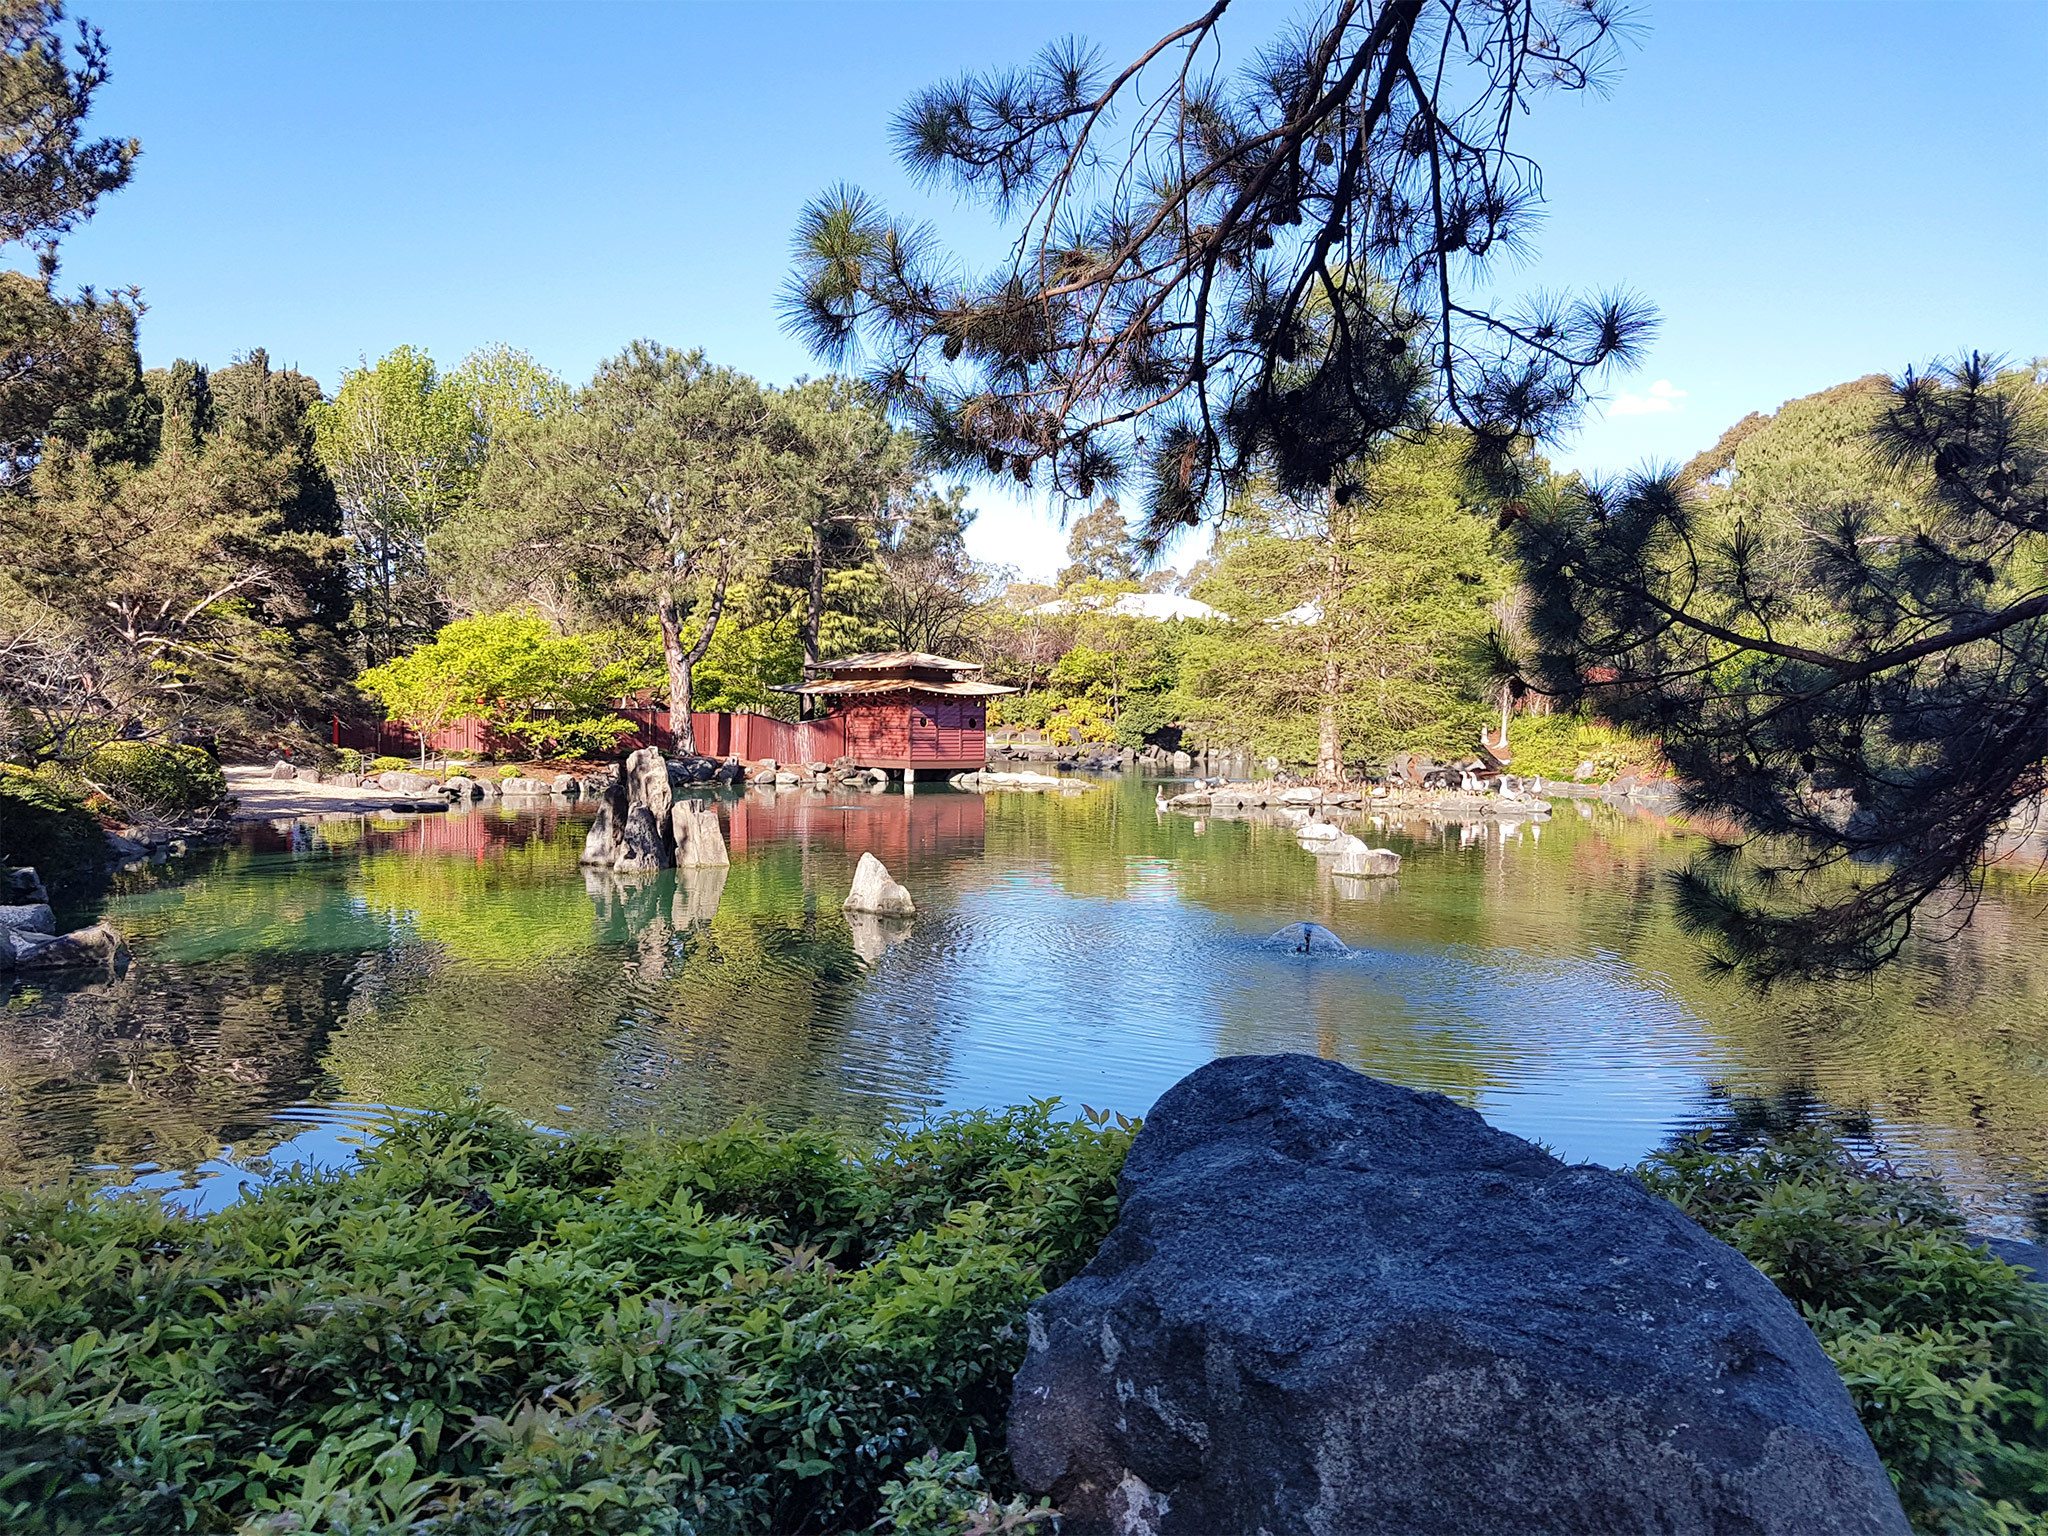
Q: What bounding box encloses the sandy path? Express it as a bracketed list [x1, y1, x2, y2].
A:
[223, 766, 425, 820]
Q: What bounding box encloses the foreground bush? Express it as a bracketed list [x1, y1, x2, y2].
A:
[1639, 1131, 2048, 1534]
[0, 765, 102, 872]
[0, 1103, 1129, 1535]
[81, 741, 228, 816]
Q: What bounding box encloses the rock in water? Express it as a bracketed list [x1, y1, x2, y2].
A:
[3, 867, 49, 903]
[1330, 835, 1400, 876]
[623, 747, 673, 836]
[1009, 1054, 1909, 1536]
[612, 805, 671, 873]
[7, 921, 129, 973]
[671, 803, 729, 867]
[842, 852, 914, 917]
[579, 801, 620, 866]
[1266, 921, 1346, 955]
[0, 902, 55, 936]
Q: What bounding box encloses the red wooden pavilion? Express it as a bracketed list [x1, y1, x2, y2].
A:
[780, 651, 1015, 780]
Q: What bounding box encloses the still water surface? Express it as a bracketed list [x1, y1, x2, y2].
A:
[5, 776, 2047, 1225]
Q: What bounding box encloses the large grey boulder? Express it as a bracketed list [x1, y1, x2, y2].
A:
[612, 805, 671, 873]
[1010, 1055, 1908, 1536]
[376, 770, 434, 794]
[0, 902, 55, 935]
[3, 867, 49, 903]
[842, 852, 914, 916]
[672, 803, 729, 867]
[498, 775, 553, 796]
[624, 748, 672, 830]
[6, 921, 129, 973]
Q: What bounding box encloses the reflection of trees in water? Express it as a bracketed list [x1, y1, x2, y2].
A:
[11, 784, 2048, 1213]
[0, 950, 359, 1186]
[985, 779, 2048, 1209]
[320, 859, 952, 1140]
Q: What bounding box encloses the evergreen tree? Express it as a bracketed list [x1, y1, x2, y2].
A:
[0, 348, 347, 755]
[1512, 355, 2048, 984]
[1058, 500, 1141, 588]
[776, 375, 913, 665]
[1183, 431, 1506, 771]
[783, 0, 1648, 544]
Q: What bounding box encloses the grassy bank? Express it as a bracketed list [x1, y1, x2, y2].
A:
[2, 1102, 2043, 1534]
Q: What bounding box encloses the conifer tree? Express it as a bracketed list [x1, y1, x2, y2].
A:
[1510, 355, 2048, 984]
[784, 0, 1649, 546]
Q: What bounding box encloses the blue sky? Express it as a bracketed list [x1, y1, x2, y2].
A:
[51, 1, 2048, 581]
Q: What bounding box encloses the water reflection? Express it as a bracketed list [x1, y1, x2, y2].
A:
[2, 779, 2047, 1229]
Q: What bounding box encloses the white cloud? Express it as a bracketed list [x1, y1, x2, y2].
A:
[1608, 379, 1688, 417]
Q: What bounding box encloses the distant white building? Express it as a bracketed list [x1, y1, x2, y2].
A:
[1268, 601, 1323, 626]
[1026, 591, 1230, 623]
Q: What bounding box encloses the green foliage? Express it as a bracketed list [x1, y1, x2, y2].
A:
[1495, 712, 1663, 783]
[0, 1101, 1134, 1535]
[0, 761, 99, 869]
[357, 611, 648, 762]
[366, 755, 409, 774]
[1177, 433, 1508, 768]
[1640, 1131, 2048, 1533]
[873, 1447, 1054, 1535]
[80, 741, 226, 815]
[2, 347, 348, 756]
[313, 346, 484, 666]
[1515, 358, 2048, 982]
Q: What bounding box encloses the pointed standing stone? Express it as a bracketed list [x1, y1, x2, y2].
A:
[843, 852, 915, 916]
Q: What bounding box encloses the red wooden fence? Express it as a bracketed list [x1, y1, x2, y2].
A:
[332, 709, 845, 764]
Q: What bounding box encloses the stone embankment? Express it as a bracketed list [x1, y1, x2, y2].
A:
[1011, 1054, 1910, 1536]
[1164, 778, 1553, 822]
[950, 769, 1097, 794]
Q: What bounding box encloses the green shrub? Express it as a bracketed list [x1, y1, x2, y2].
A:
[368, 755, 410, 773]
[0, 764, 102, 872]
[335, 747, 365, 774]
[1639, 1130, 2048, 1533]
[1502, 711, 1666, 782]
[81, 741, 228, 815]
[0, 1101, 1133, 1536]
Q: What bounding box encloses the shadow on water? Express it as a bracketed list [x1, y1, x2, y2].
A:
[6, 775, 2048, 1228]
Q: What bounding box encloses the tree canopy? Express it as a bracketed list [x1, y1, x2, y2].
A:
[462, 343, 799, 752]
[1511, 354, 2048, 984]
[784, 0, 1650, 546]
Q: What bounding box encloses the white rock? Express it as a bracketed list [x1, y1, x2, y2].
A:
[1330, 836, 1401, 877]
[1279, 786, 1322, 805]
[843, 851, 915, 916]
[1296, 819, 1343, 842]
[270, 760, 296, 780]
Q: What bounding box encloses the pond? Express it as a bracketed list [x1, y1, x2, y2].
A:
[6, 774, 2048, 1228]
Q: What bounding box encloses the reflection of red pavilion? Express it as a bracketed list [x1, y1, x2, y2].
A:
[781, 652, 1016, 780]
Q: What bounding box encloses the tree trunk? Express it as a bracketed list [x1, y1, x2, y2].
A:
[656, 586, 696, 755]
[802, 526, 826, 668]
[1317, 484, 1346, 784]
